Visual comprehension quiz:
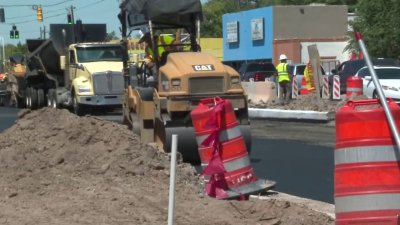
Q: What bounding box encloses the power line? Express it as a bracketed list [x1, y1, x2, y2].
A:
[0, 0, 73, 8]
[7, 12, 67, 25]
[7, 7, 66, 20]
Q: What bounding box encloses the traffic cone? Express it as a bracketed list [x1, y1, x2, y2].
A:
[300, 76, 310, 95]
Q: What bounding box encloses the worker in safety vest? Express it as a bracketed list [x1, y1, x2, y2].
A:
[275, 54, 291, 104]
[303, 62, 315, 91]
[138, 32, 176, 76]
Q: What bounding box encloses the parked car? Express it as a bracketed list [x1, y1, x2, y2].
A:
[330, 58, 400, 94]
[238, 62, 276, 82]
[288, 63, 326, 93]
[355, 66, 400, 102]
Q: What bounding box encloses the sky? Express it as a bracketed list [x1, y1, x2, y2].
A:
[1, 0, 209, 46]
[0, 0, 122, 45]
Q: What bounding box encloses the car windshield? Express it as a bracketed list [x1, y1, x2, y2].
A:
[76, 46, 122, 63]
[359, 68, 400, 79]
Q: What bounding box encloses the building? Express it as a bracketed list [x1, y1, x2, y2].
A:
[222, 5, 349, 66]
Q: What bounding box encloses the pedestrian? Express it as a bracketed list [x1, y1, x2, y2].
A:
[275, 54, 291, 104]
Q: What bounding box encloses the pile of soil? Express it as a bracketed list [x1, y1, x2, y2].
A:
[249, 92, 369, 112]
[0, 108, 334, 225]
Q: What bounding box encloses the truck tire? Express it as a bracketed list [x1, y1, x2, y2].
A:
[25, 89, 31, 108]
[37, 88, 45, 108]
[47, 89, 57, 108]
[72, 94, 85, 116]
[29, 88, 38, 110]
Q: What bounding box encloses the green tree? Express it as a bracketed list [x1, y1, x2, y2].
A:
[348, 0, 400, 58]
[5, 42, 27, 59]
[105, 31, 119, 42]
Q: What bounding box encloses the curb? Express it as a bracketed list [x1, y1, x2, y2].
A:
[250, 191, 335, 219]
[248, 108, 335, 121]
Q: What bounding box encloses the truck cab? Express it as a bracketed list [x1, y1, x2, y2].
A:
[65, 43, 124, 115]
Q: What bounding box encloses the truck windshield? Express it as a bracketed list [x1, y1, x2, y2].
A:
[76, 46, 122, 63]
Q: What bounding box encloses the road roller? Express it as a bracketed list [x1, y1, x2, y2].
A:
[119, 0, 251, 163]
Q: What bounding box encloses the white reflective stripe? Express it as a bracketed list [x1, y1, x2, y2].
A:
[201, 155, 251, 173]
[335, 193, 400, 213]
[335, 145, 398, 165]
[224, 156, 251, 172]
[196, 125, 242, 145]
[346, 87, 362, 92]
[224, 179, 274, 198]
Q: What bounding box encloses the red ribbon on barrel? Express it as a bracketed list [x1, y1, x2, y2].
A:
[200, 98, 229, 199]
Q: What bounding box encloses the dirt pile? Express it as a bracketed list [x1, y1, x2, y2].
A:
[249, 92, 369, 112]
[0, 108, 334, 225]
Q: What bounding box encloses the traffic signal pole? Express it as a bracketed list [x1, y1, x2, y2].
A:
[69, 5, 75, 43]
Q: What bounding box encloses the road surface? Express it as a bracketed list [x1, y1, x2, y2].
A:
[250, 119, 335, 203]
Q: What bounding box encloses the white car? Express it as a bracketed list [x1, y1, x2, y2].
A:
[355, 66, 400, 102]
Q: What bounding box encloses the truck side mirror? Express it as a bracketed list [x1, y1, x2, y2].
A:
[60, 56, 65, 70]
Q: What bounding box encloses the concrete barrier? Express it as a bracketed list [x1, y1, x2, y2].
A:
[249, 108, 335, 121]
[242, 81, 276, 103]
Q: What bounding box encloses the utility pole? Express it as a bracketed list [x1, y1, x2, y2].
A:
[40, 26, 46, 39]
[69, 5, 75, 43]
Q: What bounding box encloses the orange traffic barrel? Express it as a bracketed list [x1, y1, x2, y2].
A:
[346, 76, 363, 97]
[191, 97, 275, 199]
[300, 76, 310, 95]
[335, 99, 400, 224]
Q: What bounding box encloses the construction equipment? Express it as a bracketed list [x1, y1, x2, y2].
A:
[7, 20, 124, 115]
[118, 0, 251, 163]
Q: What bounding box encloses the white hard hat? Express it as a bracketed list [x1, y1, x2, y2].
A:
[279, 54, 288, 60]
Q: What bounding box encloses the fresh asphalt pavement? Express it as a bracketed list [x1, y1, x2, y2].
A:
[0, 106, 336, 204]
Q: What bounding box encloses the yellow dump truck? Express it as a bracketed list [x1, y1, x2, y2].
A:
[8, 21, 124, 115]
[119, 0, 251, 163]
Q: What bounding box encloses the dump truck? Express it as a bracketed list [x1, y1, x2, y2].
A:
[119, 0, 251, 163]
[8, 21, 124, 115]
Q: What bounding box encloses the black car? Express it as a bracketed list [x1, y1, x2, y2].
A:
[330, 58, 400, 93]
[238, 62, 276, 82]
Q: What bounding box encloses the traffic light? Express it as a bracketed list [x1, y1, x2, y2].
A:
[67, 13, 73, 25]
[36, 5, 43, 22]
[10, 25, 19, 39]
[0, 8, 5, 23]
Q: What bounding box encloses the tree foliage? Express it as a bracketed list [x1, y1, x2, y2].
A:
[5, 43, 27, 58]
[105, 31, 119, 42]
[201, 0, 358, 37]
[348, 0, 400, 58]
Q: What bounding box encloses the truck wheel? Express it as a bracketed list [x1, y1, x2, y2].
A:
[30, 88, 38, 109]
[16, 96, 25, 108]
[47, 89, 57, 108]
[37, 88, 45, 108]
[25, 88, 31, 108]
[72, 94, 85, 116]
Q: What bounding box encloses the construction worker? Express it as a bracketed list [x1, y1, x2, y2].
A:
[138, 31, 180, 78]
[303, 62, 315, 92]
[275, 54, 291, 104]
